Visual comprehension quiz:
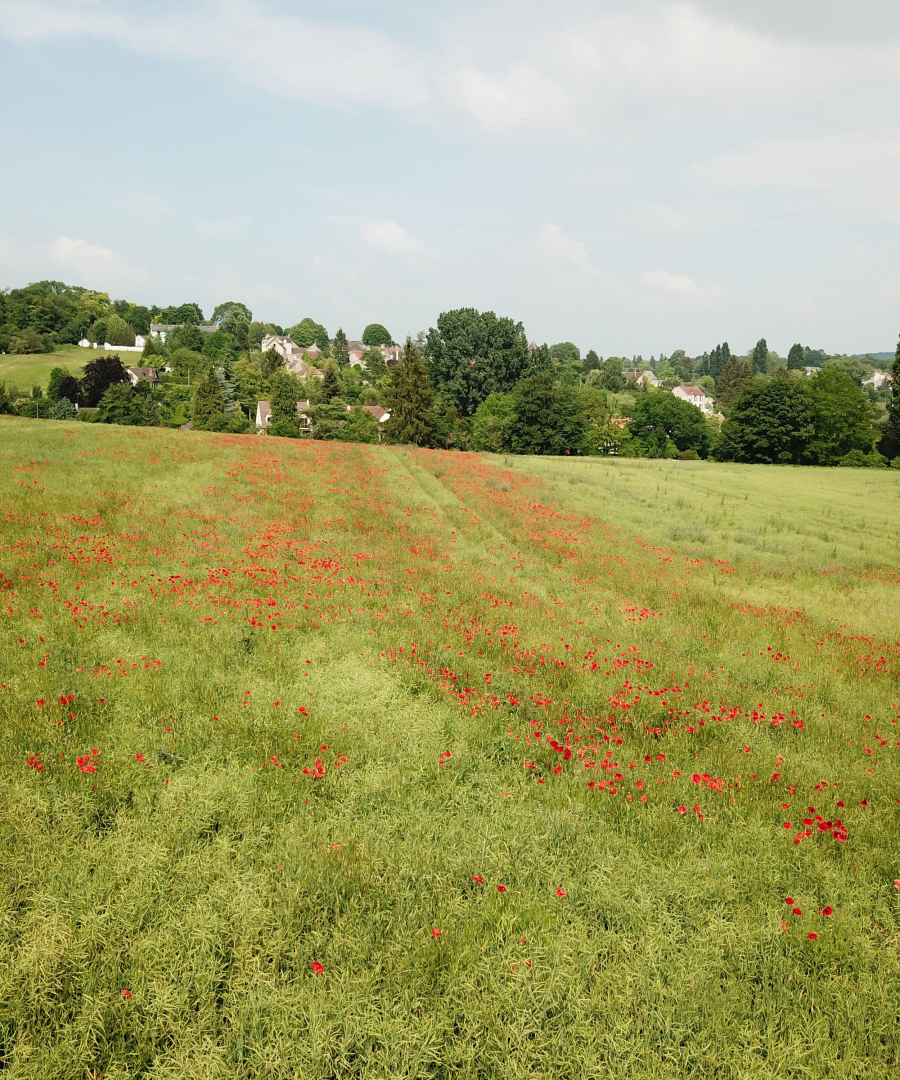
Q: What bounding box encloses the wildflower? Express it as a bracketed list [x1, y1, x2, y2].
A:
[497, 884, 508, 893]
[556, 887, 567, 897]
[677, 806, 687, 813]
[808, 933, 818, 941]
[121, 989, 132, 998]
[821, 906, 834, 916]
[785, 898, 794, 905]
[783, 822, 791, 829]
[472, 876, 483, 883]
[792, 907, 802, 916]
[432, 928, 441, 938]
[310, 961, 324, 974]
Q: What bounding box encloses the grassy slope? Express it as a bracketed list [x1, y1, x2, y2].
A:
[0, 347, 127, 391]
[1, 418, 899, 1078]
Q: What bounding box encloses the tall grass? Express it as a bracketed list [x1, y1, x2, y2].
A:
[1, 417, 899, 1078]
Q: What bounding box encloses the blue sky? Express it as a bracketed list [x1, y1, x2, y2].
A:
[2, 0, 900, 357]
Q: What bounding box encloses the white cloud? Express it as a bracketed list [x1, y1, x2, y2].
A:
[535, 224, 621, 290]
[642, 269, 728, 305]
[693, 130, 900, 220]
[441, 63, 572, 134]
[359, 220, 425, 256]
[49, 236, 146, 284]
[194, 215, 253, 240]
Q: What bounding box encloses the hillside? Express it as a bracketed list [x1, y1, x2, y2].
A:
[1, 417, 899, 1077]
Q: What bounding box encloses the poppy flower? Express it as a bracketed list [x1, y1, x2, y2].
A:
[497, 884, 507, 893]
[556, 887, 567, 897]
[808, 933, 818, 941]
[121, 989, 132, 998]
[783, 822, 791, 829]
[785, 897, 794, 905]
[472, 875, 483, 883]
[310, 961, 324, 974]
[677, 806, 687, 814]
[792, 907, 802, 916]
[821, 906, 833, 916]
[432, 928, 441, 938]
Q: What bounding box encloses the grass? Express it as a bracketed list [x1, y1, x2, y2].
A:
[0, 346, 127, 392]
[1, 417, 899, 1078]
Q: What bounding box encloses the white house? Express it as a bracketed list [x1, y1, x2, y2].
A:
[863, 370, 893, 390]
[79, 335, 146, 353]
[255, 399, 313, 432]
[673, 384, 716, 414]
[624, 370, 661, 388]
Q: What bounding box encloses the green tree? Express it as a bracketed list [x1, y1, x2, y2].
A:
[131, 379, 161, 426]
[333, 328, 350, 368]
[472, 392, 516, 452]
[362, 347, 387, 381]
[154, 303, 203, 325]
[430, 391, 470, 450]
[192, 368, 226, 429]
[170, 348, 204, 378]
[201, 329, 237, 368]
[822, 356, 869, 386]
[260, 347, 285, 378]
[80, 354, 128, 407]
[385, 338, 433, 446]
[715, 356, 752, 408]
[787, 343, 805, 370]
[289, 318, 329, 349]
[549, 342, 580, 363]
[105, 313, 135, 347]
[584, 349, 601, 372]
[212, 301, 252, 326]
[311, 402, 348, 441]
[46, 367, 70, 402]
[362, 323, 393, 347]
[338, 407, 380, 444]
[803, 368, 879, 464]
[171, 323, 204, 352]
[320, 362, 343, 404]
[270, 370, 300, 425]
[0, 381, 15, 414]
[508, 370, 586, 455]
[11, 327, 46, 354]
[426, 308, 530, 415]
[627, 393, 711, 458]
[234, 355, 264, 411]
[95, 384, 138, 425]
[600, 356, 626, 392]
[714, 374, 813, 464]
[751, 338, 768, 374]
[890, 331, 900, 442]
[50, 397, 77, 421]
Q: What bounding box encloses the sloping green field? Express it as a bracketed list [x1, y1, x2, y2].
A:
[1, 416, 899, 1078]
[0, 347, 125, 393]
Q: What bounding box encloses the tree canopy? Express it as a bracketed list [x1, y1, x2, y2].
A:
[385, 338, 432, 446]
[509, 370, 586, 456]
[362, 323, 393, 347]
[714, 375, 814, 464]
[289, 318, 329, 349]
[627, 392, 711, 458]
[426, 308, 531, 416]
[80, 354, 128, 408]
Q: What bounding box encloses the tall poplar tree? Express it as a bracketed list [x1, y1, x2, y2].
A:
[715, 356, 752, 408]
[385, 338, 433, 446]
[889, 331, 900, 442]
[752, 338, 769, 374]
[787, 343, 805, 370]
[333, 328, 350, 368]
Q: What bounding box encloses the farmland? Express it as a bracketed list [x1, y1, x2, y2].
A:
[1, 416, 899, 1078]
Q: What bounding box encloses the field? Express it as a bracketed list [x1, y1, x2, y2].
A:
[1, 416, 899, 1078]
[0, 347, 125, 393]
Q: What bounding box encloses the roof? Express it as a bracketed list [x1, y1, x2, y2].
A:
[150, 323, 216, 333]
[675, 385, 708, 397]
[125, 366, 158, 380]
[348, 404, 390, 422]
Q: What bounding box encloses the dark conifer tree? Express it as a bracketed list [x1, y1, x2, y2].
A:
[889, 331, 900, 442]
[385, 338, 433, 446]
[333, 328, 350, 368]
[715, 355, 752, 408]
[192, 367, 225, 428]
[787, 343, 805, 370]
[320, 362, 343, 403]
[752, 338, 769, 374]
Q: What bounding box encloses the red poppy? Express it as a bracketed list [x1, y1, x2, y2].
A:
[556, 887, 567, 897]
[792, 907, 802, 916]
[472, 876, 483, 883]
[497, 884, 507, 893]
[808, 933, 818, 941]
[432, 928, 441, 938]
[310, 961, 324, 974]
[121, 989, 132, 998]
[821, 906, 833, 916]
[785, 897, 794, 904]
[783, 822, 791, 829]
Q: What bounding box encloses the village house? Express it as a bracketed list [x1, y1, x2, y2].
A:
[863, 370, 893, 390]
[346, 341, 404, 368]
[255, 401, 389, 435]
[260, 334, 326, 377]
[624, 370, 661, 388]
[150, 324, 217, 342]
[124, 366, 158, 388]
[673, 384, 716, 414]
[79, 336, 146, 353]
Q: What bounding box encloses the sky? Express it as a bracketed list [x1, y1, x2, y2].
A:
[1, 0, 900, 357]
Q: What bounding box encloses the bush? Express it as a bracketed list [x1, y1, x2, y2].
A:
[677, 448, 700, 460]
[268, 418, 302, 438]
[838, 450, 887, 468]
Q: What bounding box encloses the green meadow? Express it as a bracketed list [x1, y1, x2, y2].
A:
[0, 347, 125, 393]
[1, 416, 899, 1078]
